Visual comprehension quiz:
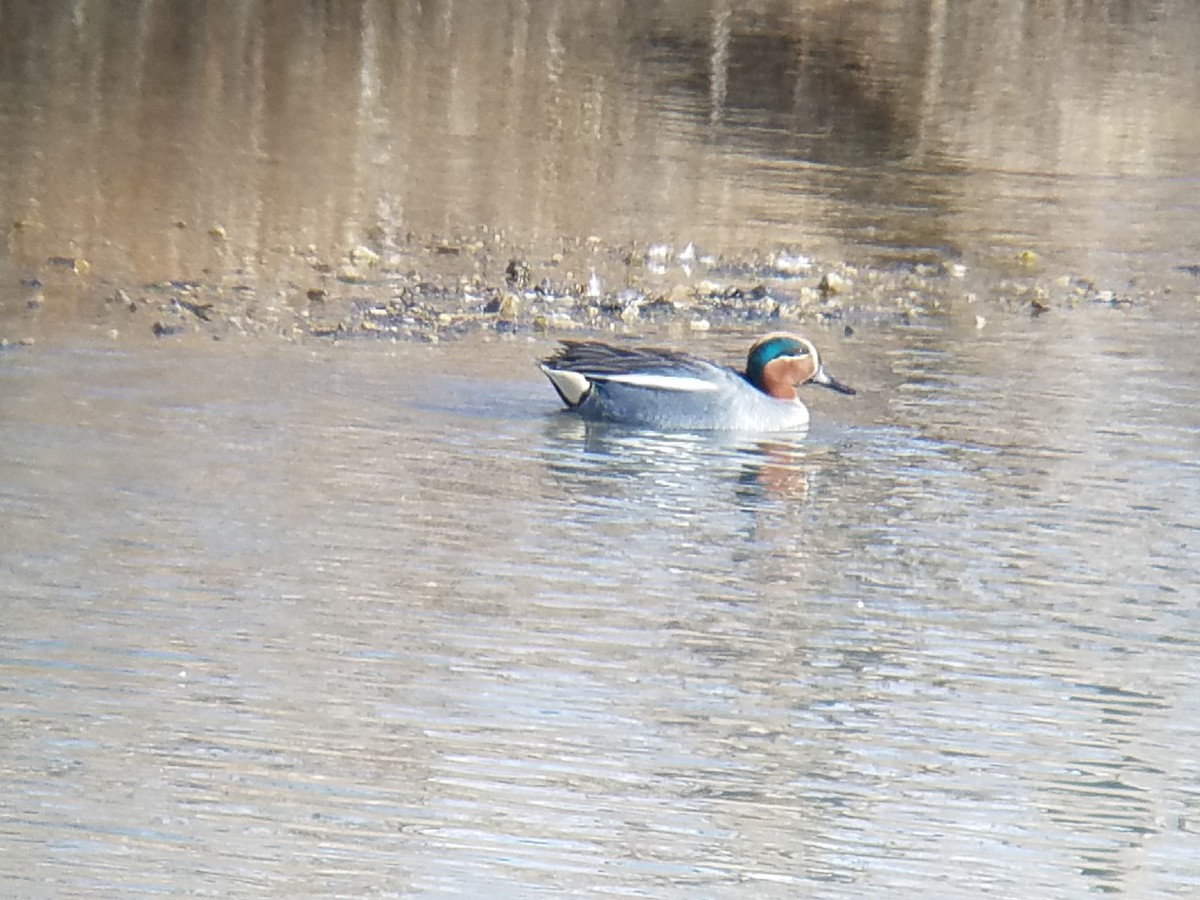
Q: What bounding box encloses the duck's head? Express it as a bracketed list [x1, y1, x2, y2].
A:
[746, 332, 856, 401]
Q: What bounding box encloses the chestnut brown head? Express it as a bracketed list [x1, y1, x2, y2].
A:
[746, 333, 856, 401]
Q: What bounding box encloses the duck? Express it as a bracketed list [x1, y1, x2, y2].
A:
[539, 332, 855, 431]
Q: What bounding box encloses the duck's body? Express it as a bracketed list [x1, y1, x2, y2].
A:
[539, 333, 854, 431]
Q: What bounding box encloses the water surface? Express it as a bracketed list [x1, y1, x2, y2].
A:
[3, 1, 1200, 895]
[3, 307, 1199, 896]
[2, 0, 1199, 303]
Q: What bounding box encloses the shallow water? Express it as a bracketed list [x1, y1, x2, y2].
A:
[3, 0, 1200, 895]
[3, 305, 1200, 896]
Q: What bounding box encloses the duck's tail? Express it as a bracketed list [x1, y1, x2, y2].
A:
[538, 363, 591, 407]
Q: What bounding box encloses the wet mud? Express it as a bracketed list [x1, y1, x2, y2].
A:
[2, 229, 1176, 350]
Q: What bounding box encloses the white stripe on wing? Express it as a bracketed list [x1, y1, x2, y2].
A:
[603, 373, 720, 392]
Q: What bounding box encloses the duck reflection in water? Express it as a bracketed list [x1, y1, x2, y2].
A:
[542, 417, 816, 505]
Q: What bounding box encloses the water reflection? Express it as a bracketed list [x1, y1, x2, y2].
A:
[543, 415, 820, 501]
[2, 0, 1199, 303]
[3, 0, 1200, 886]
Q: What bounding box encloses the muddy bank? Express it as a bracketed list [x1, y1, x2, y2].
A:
[2, 227, 1184, 350]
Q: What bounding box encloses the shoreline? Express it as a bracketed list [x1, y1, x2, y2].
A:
[1, 230, 1185, 350]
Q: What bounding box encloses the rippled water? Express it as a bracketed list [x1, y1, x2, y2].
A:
[3, 305, 1199, 896]
[3, 0, 1200, 895]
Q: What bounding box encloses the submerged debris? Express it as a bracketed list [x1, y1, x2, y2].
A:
[152, 321, 184, 337]
[47, 256, 90, 274]
[0, 227, 1162, 347]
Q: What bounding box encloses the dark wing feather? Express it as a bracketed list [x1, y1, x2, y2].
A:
[541, 340, 720, 380]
